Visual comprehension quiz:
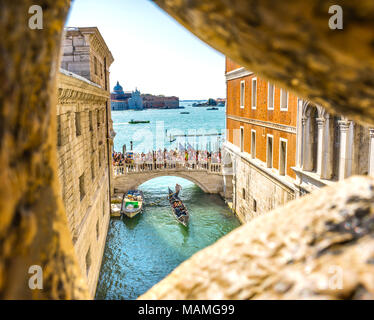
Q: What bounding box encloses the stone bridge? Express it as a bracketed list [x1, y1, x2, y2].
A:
[113, 162, 229, 195]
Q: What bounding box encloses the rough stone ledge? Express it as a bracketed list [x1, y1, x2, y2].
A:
[154, 0, 374, 126]
[140, 176, 374, 299]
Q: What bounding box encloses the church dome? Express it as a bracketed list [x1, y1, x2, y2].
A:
[113, 81, 124, 94]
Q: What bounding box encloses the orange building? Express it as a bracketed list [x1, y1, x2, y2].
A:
[223, 58, 299, 222]
[223, 58, 374, 223]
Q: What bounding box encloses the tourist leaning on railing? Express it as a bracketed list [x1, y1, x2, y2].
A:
[112, 148, 222, 170]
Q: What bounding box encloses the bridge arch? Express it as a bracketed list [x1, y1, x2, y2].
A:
[137, 173, 209, 192]
[113, 170, 223, 194]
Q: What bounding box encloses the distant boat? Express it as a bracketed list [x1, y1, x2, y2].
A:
[128, 119, 150, 124]
[180, 111, 190, 114]
[121, 190, 144, 218]
[207, 107, 219, 110]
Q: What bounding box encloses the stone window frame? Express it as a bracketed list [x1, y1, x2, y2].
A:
[279, 137, 288, 176]
[98, 148, 102, 168]
[251, 77, 257, 109]
[94, 56, 98, 76]
[266, 134, 274, 168]
[240, 126, 244, 152]
[267, 82, 275, 110]
[75, 112, 81, 137]
[240, 80, 245, 109]
[251, 129, 256, 159]
[89, 111, 93, 132]
[280, 88, 289, 111]
[91, 159, 95, 181]
[57, 114, 62, 146]
[96, 219, 100, 240]
[97, 109, 100, 128]
[85, 247, 91, 276]
[79, 173, 85, 201]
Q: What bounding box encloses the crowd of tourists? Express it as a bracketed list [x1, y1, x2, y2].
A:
[112, 148, 221, 167]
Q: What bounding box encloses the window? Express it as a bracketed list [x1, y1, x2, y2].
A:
[57, 115, 62, 146]
[279, 138, 287, 176]
[242, 188, 246, 199]
[85, 247, 91, 275]
[96, 220, 100, 240]
[251, 78, 257, 109]
[280, 89, 288, 111]
[79, 174, 85, 201]
[104, 57, 108, 90]
[240, 80, 245, 109]
[266, 135, 273, 168]
[94, 56, 98, 75]
[89, 111, 93, 131]
[91, 160, 95, 181]
[75, 112, 81, 136]
[251, 130, 256, 159]
[268, 82, 274, 110]
[97, 109, 100, 128]
[99, 148, 102, 167]
[253, 199, 257, 212]
[240, 127, 244, 152]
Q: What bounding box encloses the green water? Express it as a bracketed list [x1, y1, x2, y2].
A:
[95, 176, 240, 300]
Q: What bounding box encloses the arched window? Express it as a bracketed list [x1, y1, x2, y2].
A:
[303, 105, 318, 172]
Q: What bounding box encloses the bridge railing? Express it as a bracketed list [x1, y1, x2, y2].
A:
[113, 160, 222, 176]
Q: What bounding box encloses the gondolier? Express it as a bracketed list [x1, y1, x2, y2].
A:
[175, 183, 182, 197]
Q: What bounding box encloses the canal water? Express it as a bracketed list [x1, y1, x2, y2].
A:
[95, 101, 239, 300]
[95, 176, 240, 300]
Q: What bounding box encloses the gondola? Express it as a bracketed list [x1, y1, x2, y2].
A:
[121, 190, 144, 218]
[167, 187, 189, 227]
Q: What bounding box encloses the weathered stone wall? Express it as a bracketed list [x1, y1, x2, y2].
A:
[234, 156, 295, 223]
[0, 0, 90, 299]
[224, 142, 295, 223]
[154, 0, 374, 126]
[57, 70, 111, 297]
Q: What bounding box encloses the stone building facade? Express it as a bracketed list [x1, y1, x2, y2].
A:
[293, 100, 373, 194]
[57, 27, 114, 297]
[224, 58, 298, 223]
[61, 27, 111, 90]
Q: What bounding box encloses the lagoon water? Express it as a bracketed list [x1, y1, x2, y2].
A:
[95, 101, 239, 300]
[112, 100, 226, 152]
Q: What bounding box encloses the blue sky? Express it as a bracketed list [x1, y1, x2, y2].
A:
[66, 0, 226, 100]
